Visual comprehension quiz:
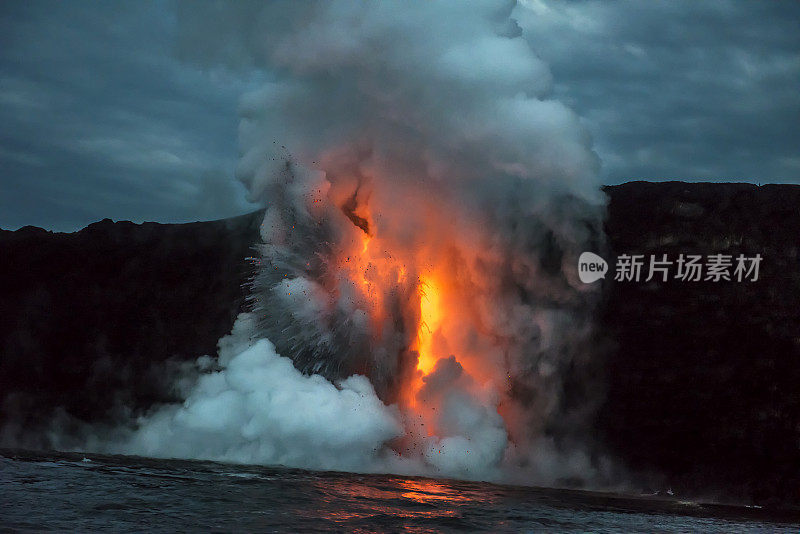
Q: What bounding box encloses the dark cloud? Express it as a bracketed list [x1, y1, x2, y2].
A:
[0, 1, 259, 231]
[0, 1, 798, 230]
[516, 0, 800, 184]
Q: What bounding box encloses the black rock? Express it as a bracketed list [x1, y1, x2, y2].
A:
[0, 211, 262, 448]
[598, 181, 800, 507]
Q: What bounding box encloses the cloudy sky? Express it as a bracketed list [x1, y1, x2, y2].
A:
[1, 0, 798, 231]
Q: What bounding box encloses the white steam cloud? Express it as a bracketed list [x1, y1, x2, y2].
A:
[122, 314, 406, 473]
[110, 0, 618, 487]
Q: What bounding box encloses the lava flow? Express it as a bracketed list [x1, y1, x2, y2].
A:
[337, 188, 511, 461]
[415, 275, 443, 377]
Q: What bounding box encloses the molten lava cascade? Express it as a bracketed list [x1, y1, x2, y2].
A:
[245, 154, 605, 480]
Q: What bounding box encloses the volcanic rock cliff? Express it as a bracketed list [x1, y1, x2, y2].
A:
[599, 181, 800, 506]
[0, 213, 261, 446]
[1, 181, 798, 506]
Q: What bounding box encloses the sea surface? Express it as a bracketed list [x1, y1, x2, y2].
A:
[2, 449, 798, 533]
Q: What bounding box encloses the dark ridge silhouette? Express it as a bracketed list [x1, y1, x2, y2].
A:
[1, 181, 798, 506]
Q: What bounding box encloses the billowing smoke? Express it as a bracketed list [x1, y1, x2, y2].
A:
[115, 0, 615, 486]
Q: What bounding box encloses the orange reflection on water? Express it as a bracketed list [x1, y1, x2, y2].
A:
[398, 478, 472, 506]
[295, 476, 473, 528]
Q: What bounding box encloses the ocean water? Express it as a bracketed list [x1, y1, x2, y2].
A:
[2, 449, 797, 533]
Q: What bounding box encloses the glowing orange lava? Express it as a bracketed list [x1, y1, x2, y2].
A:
[415, 275, 442, 376]
[332, 180, 509, 454]
[396, 272, 446, 426]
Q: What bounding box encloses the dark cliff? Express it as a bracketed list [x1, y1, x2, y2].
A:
[1, 182, 798, 506]
[599, 181, 800, 506]
[0, 213, 262, 446]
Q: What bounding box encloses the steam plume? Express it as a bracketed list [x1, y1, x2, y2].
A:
[118, 0, 613, 486]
